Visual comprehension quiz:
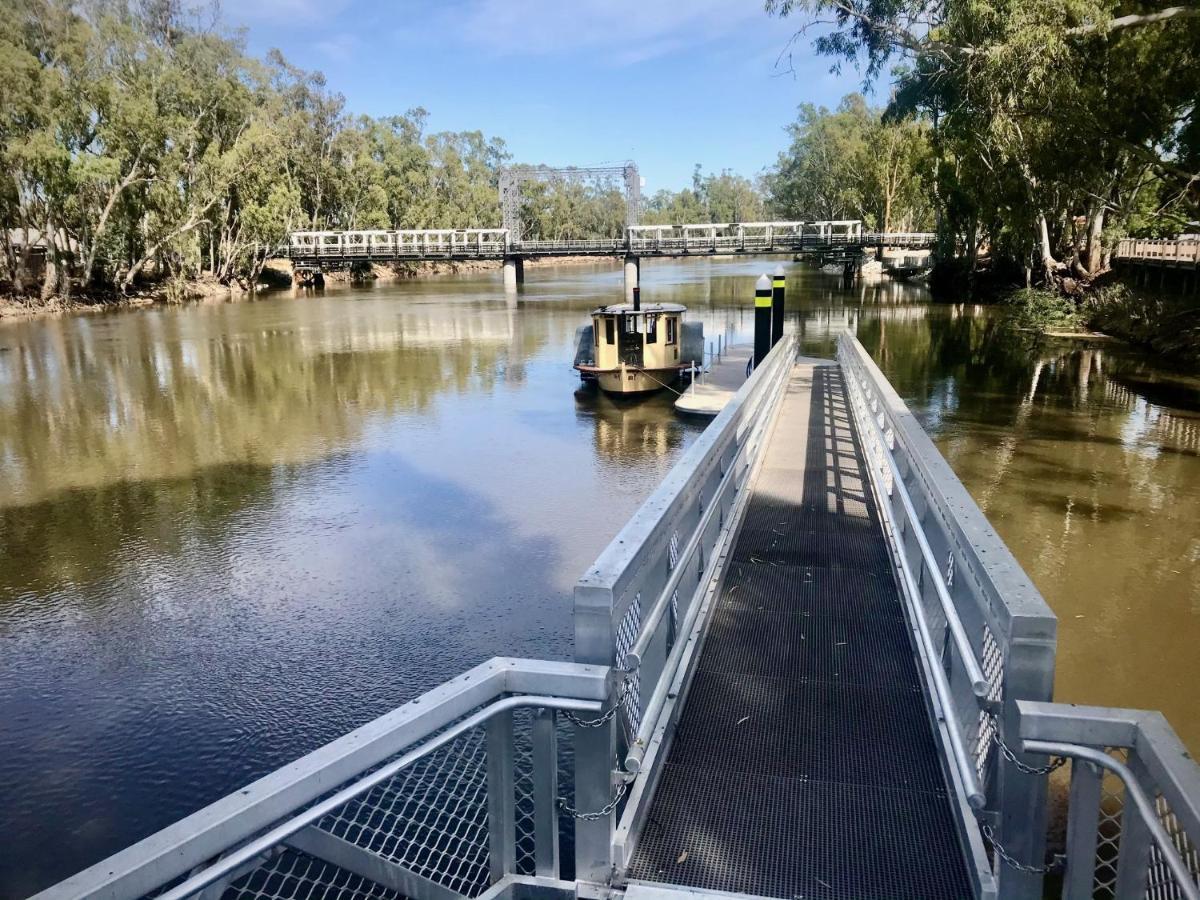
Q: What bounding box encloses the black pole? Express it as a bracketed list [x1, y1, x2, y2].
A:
[754, 274, 771, 366]
[771, 265, 785, 346]
[632, 285, 640, 311]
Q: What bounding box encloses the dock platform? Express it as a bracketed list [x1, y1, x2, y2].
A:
[631, 362, 972, 898]
[674, 345, 753, 417]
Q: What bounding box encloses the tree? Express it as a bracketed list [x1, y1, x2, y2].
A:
[764, 95, 932, 232]
[767, 0, 1200, 286]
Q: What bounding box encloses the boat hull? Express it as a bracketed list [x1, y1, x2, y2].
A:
[576, 365, 686, 395]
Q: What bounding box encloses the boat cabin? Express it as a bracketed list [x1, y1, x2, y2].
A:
[575, 302, 693, 394]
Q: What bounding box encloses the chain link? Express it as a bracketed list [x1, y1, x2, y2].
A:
[558, 776, 628, 820]
[981, 824, 1065, 874]
[986, 712, 1068, 776]
[561, 676, 633, 729]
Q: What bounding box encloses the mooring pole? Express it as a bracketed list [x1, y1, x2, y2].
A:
[771, 265, 786, 346]
[754, 274, 772, 366]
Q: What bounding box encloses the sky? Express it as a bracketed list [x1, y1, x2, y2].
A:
[225, 0, 875, 193]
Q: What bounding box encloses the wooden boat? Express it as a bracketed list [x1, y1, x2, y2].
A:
[573, 295, 702, 395]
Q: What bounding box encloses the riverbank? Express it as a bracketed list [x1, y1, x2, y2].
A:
[1, 255, 622, 322]
[1002, 281, 1200, 366]
[0, 276, 250, 321]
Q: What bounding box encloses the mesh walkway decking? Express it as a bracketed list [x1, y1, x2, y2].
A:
[627, 364, 973, 900]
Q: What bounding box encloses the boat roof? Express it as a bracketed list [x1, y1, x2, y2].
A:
[592, 303, 686, 315]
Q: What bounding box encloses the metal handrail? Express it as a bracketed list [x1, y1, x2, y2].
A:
[842, 358, 987, 809]
[1024, 740, 1200, 900]
[622, 339, 792, 673]
[37, 658, 609, 900]
[842, 359, 990, 697]
[156, 693, 601, 900]
[622, 341, 792, 774]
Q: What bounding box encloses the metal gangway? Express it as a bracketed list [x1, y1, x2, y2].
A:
[35, 336, 1200, 900]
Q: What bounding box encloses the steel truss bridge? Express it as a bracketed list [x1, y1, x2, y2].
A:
[37, 333, 1200, 900]
[288, 221, 936, 266]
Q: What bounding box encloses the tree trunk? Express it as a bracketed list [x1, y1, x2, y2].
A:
[1037, 213, 1063, 282]
[1084, 206, 1105, 275]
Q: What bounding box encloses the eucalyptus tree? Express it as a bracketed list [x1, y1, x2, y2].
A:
[767, 0, 1200, 284]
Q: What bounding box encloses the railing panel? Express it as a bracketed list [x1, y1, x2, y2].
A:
[34, 660, 607, 900]
[1019, 703, 1200, 900]
[839, 333, 1057, 899]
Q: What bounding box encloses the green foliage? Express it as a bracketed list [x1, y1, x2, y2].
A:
[642, 167, 765, 225]
[1085, 283, 1200, 363]
[1002, 289, 1085, 332]
[768, 0, 1200, 284]
[0, 1, 514, 298]
[762, 95, 934, 232]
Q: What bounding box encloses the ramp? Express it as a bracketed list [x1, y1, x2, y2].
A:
[627, 364, 973, 899]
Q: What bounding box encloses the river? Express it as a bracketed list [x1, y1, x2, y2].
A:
[1, 258, 1197, 897]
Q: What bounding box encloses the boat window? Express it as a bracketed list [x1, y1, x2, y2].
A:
[594, 322, 600, 348]
[605, 317, 615, 345]
[646, 314, 657, 343]
[624, 315, 638, 334]
[666, 317, 677, 345]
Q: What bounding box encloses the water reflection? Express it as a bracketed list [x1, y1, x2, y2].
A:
[576, 386, 682, 463]
[857, 313, 1200, 751]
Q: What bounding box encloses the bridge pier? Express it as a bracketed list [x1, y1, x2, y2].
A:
[624, 255, 640, 302]
[503, 256, 524, 292]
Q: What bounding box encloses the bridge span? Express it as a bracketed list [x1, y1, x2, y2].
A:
[36, 324, 1200, 900]
[288, 222, 937, 295]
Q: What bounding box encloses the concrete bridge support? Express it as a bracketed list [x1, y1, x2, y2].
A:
[623, 255, 640, 301]
[503, 256, 524, 292]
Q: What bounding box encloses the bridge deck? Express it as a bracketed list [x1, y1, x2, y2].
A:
[627, 363, 973, 899]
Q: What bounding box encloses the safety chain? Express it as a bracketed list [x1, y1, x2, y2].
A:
[558, 775, 629, 820]
[981, 824, 1065, 874]
[561, 675, 634, 729]
[986, 712, 1068, 777]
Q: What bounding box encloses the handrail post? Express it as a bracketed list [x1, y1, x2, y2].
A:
[574, 584, 618, 885]
[1113, 756, 1155, 896]
[995, 627, 1056, 899]
[531, 708, 560, 878]
[487, 709, 516, 882]
[1062, 760, 1103, 900]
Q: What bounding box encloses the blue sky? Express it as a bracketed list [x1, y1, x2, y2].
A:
[227, 1, 874, 192]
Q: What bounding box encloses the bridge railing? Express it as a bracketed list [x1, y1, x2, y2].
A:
[286, 222, 945, 262]
[1017, 702, 1200, 900]
[572, 334, 796, 881]
[839, 333, 1057, 900]
[33, 659, 609, 900]
[1115, 238, 1200, 266]
[290, 229, 511, 260]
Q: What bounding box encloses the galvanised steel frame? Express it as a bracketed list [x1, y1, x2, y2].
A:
[32, 334, 1200, 900]
[571, 335, 796, 884]
[498, 164, 640, 243]
[838, 333, 1200, 900]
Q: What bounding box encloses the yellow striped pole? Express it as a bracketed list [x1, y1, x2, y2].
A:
[771, 264, 786, 346]
[754, 274, 772, 366]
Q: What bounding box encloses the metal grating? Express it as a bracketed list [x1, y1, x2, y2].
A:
[973, 624, 1004, 784]
[1146, 792, 1200, 899]
[317, 726, 492, 897]
[1094, 747, 1130, 898]
[224, 849, 399, 900]
[513, 709, 537, 877]
[615, 595, 642, 745]
[627, 364, 973, 899]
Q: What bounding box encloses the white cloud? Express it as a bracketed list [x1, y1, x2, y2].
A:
[451, 0, 761, 64]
